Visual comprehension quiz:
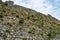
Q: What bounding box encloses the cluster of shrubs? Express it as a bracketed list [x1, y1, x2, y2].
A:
[28, 28, 35, 34]
[47, 27, 56, 40]
[0, 13, 3, 18]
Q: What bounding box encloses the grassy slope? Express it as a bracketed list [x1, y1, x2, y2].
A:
[0, 2, 60, 40]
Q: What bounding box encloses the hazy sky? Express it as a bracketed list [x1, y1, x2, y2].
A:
[2, 0, 60, 20]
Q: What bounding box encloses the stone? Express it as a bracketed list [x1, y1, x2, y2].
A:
[0, 0, 2, 4]
[0, 0, 2, 2]
[5, 1, 14, 7]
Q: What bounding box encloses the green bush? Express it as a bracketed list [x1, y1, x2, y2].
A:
[22, 38, 27, 40]
[7, 22, 12, 26]
[37, 21, 44, 28]
[16, 14, 19, 18]
[4, 3, 8, 6]
[27, 14, 34, 19]
[19, 18, 24, 25]
[28, 28, 35, 34]
[3, 34, 7, 39]
[0, 13, 3, 18]
[5, 29, 10, 33]
[27, 15, 30, 19]
[19, 27, 22, 30]
[47, 27, 56, 39]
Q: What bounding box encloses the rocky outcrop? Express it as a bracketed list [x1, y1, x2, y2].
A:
[5, 1, 14, 7]
[0, 0, 2, 3]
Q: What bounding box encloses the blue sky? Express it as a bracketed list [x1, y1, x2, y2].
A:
[2, 0, 60, 20]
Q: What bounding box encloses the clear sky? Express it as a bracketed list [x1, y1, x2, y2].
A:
[2, 0, 60, 20]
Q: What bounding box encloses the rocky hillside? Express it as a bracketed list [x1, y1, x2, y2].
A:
[0, 0, 60, 40]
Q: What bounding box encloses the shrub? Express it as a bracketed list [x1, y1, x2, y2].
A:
[39, 32, 43, 36]
[16, 14, 19, 18]
[4, 3, 8, 6]
[47, 27, 56, 39]
[3, 34, 7, 39]
[37, 21, 44, 28]
[19, 18, 24, 25]
[27, 15, 34, 19]
[27, 16, 30, 19]
[5, 29, 10, 33]
[19, 27, 22, 30]
[2, 10, 6, 12]
[28, 28, 35, 34]
[22, 38, 27, 40]
[7, 22, 12, 27]
[0, 13, 3, 18]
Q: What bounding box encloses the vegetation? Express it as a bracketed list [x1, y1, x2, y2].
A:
[5, 29, 10, 33]
[28, 28, 35, 34]
[0, 13, 3, 18]
[22, 38, 27, 40]
[0, 0, 60, 40]
[7, 22, 12, 27]
[3, 34, 7, 39]
[47, 27, 56, 40]
[19, 26, 22, 30]
[19, 18, 24, 25]
[16, 14, 19, 18]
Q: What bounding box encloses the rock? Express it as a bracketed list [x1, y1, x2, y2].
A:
[5, 1, 14, 7]
[0, 0, 2, 2]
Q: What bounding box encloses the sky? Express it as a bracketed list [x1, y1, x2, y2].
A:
[2, 0, 60, 20]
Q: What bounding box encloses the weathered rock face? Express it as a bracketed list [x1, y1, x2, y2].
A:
[5, 1, 14, 7]
[0, 0, 2, 2]
[51, 35, 60, 40]
[0, 0, 2, 3]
